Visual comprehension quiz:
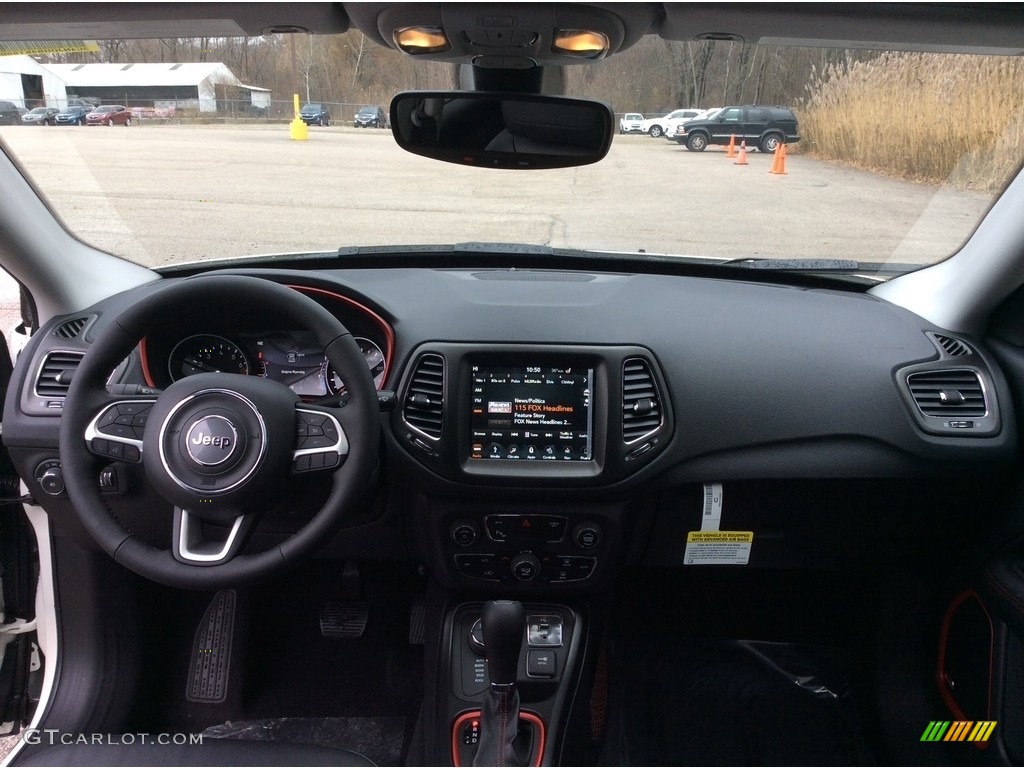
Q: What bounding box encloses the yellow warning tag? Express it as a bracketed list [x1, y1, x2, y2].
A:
[684, 531, 753, 565]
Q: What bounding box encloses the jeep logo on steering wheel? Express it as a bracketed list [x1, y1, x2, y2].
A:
[185, 416, 239, 467]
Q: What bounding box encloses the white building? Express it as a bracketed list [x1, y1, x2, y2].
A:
[0, 56, 270, 112]
[0, 55, 69, 108]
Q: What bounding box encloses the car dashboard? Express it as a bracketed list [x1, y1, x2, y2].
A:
[3, 256, 1016, 597]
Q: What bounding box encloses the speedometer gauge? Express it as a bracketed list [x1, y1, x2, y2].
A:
[325, 337, 386, 395]
[168, 334, 250, 381]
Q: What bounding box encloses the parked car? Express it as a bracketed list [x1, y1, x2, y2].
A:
[299, 103, 331, 126]
[20, 107, 61, 126]
[52, 105, 91, 126]
[5, 4, 1024, 768]
[662, 107, 719, 140]
[642, 107, 703, 137]
[353, 105, 387, 128]
[618, 112, 645, 134]
[0, 100, 22, 125]
[84, 105, 133, 126]
[675, 104, 800, 152]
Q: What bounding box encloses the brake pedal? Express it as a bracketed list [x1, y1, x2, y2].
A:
[320, 602, 370, 638]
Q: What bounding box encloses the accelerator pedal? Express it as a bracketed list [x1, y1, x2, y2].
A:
[187, 589, 236, 703]
[408, 595, 426, 645]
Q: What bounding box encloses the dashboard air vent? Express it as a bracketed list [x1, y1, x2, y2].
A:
[35, 351, 84, 398]
[622, 358, 663, 443]
[404, 353, 445, 439]
[907, 369, 986, 417]
[931, 333, 973, 358]
[53, 316, 90, 339]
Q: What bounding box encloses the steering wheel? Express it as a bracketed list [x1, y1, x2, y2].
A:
[58, 275, 380, 590]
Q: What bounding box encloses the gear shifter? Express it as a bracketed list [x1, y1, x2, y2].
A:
[473, 600, 526, 767]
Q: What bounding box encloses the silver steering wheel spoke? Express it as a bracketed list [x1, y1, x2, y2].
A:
[173, 507, 253, 565]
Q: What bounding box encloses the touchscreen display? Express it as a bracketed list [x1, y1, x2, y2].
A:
[470, 365, 593, 461]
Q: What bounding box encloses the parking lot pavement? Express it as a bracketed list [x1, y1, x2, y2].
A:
[0, 124, 990, 269]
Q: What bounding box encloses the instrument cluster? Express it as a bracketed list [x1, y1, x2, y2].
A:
[165, 331, 387, 397]
[141, 285, 393, 398]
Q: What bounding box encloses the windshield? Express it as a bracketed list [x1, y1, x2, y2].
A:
[1, 34, 1021, 277]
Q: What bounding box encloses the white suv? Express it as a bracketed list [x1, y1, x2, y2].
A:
[643, 108, 702, 137]
[618, 112, 645, 134]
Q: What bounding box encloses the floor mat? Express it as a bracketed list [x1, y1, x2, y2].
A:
[203, 716, 405, 766]
[601, 638, 876, 766]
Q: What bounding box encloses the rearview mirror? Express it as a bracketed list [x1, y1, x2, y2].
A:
[390, 91, 613, 169]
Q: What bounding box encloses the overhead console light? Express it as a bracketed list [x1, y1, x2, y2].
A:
[394, 26, 451, 55]
[552, 29, 609, 59]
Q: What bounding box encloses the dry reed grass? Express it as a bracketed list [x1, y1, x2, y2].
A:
[800, 52, 1024, 191]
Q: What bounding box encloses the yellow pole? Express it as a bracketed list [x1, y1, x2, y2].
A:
[290, 92, 308, 140]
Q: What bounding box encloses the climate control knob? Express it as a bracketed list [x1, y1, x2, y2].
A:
[511, 553, 541, 581]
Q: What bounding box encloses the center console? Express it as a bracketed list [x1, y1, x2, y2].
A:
[396, 347, 651, 763]
[444, 601, 582, 767]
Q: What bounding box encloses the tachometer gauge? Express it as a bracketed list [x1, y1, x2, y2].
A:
[168, 334, 250, 381]
[325, 337, 386, 395]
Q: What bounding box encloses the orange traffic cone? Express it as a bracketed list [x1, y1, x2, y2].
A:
[726, 134, 736, 158]
[770, 142, 787, 175]
[734, 140, 748, 165]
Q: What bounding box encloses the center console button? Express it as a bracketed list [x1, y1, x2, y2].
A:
[450, 519, 480, 547]
[573, 521, 603, 549]
[527, 649, 557, 678]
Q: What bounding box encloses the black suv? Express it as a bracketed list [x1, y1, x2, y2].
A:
[353, 105, 387, 128]
[299, 103, 331, 126]
[0, 100, 21, 125]
[674, 105, 799, 153]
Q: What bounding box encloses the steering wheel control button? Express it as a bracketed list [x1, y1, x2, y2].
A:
[185, 416, 241, 468]
[90, 401, 154, 440]
[86, 400, 154, 463]
[292, 408, 348, 473]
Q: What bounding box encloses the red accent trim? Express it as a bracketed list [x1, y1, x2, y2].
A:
[137, 283, 395, 390]
[451, 709, 546, 767]
[936, 589, 994, 750]
[139, 337, 156, 388]
[287, 283, 395, 389]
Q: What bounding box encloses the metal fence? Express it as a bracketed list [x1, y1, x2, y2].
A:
[49, 99, 393, 125]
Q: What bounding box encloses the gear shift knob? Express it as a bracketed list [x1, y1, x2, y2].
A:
[481, 600, 525, 687]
